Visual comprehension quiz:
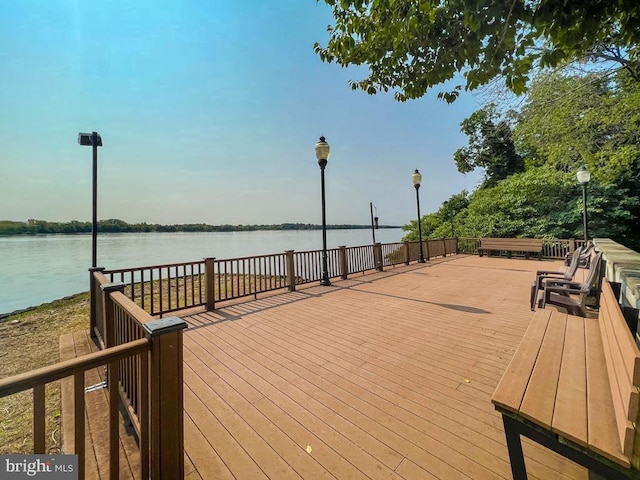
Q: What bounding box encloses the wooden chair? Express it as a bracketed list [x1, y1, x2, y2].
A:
[541, 251, 603, 317]
[530, 246, 584, 311]
[563, 240, 594, 268]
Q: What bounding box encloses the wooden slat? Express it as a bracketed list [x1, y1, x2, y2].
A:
[585, 318, 631, 467]
[491, 309, 551, 412]
[599, 291, 637, 458]
[600, 291, 640, 423]
[602, 280, 640, 388]
[59, 334, 75, 453]
[519, 312, 567, 428]
[33, 384, 46, 453]
[551, 315, 587, 446]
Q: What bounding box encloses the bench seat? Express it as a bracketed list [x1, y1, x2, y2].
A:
[479, 238, 543, 259]
[492, 279, 640, 478]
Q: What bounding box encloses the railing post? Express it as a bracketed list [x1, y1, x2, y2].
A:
[285, 250, 296, 292]
[403, 241, 410, 265]
[424, 240, 430, 261]
[101, 282, 126, 349]
[339, 246, 348, 280]
[89, 267, 105, 341]
[455, 238, 459, 255]
[443, 238, 447, 257]
[569, 239, 576, 254]
[144, 316, 188, 480]
[374, 243, 383, 272]
[204, 257, 216, 311]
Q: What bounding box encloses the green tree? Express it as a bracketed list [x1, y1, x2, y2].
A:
[454, 105, 524, 186]
[315, 0, 640, 101]
[401, 166, 639, 249]
[515, 70, 640, 184]
[402, 190, 469, 240]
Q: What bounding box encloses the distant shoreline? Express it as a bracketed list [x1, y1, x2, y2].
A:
[0, 220, 402, 236]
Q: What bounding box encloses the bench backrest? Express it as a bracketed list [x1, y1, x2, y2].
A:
[579, 251, 603, 294]
[599, 278, 640, 460]
[564, 245, 585, 279]
[481, 238, 543, 250]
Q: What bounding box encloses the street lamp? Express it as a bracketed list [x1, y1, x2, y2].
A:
[412, 169, 425, 263]
[370, 202, 379, 244]
[315, 136, 331, 286]
[576, 165, 591, 243]
[78, 131, 103, 268]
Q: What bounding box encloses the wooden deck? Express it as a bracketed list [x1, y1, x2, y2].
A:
[64, 254, 590, 479]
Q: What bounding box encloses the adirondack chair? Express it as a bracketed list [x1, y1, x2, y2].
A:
[562, 240, 594, 268]
[541, 251, 603, 317]
[529, 246, 584, 311]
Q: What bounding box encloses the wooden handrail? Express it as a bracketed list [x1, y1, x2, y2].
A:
[0, 339, 149, 397]
[111, 291, 154, 326]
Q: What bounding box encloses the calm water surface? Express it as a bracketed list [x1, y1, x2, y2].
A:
[0, 229, 402, 314]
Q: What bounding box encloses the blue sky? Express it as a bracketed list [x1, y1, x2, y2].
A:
[0, 0, 484, 226]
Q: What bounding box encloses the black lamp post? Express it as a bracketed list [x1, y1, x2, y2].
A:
[412, 169, 425, 263]
[315, 136, 331, 286]
[370, 202, 379, 244]
[78, 131, 103, 268]
[576, 165, 591, 243]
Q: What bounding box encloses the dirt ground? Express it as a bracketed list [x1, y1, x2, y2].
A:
[0, 293, 90, 453]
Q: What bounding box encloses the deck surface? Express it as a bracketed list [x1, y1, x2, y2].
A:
[67, 254, 591, 479]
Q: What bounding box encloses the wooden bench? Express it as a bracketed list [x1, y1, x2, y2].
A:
[492, 279, 640, 479]
[478, 238, 543, 259]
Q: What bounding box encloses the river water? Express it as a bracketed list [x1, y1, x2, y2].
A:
[0, 228, 403, 314]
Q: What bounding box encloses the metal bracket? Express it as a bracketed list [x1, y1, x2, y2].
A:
[84, 380, 107, 393]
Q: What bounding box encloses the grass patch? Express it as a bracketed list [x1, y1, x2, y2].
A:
[0, 293, 90, 453]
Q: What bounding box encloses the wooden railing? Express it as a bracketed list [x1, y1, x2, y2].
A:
[381, 242, 407, 267]
[345, 244, 377, 274]
[0, 287, 187, 480]
[103, 260, 205, 317]
[97, 237, 589, 319]
[98, 238, 457, 317]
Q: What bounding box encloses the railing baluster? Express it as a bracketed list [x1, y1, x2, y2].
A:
[216, 260, 221, 301]
[33, 384, 45, 453]
[74, 372, 85, 479]
[139, 349, 150, 480]
[108, 359, 119, 480]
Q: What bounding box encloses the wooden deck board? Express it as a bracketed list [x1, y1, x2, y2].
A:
[178, 255, 586, 480]
[65, 255, 589, 479]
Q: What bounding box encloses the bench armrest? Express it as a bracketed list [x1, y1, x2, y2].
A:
[542, 278, 581, 289]
[535, 270, 563, 276]
[545, 285, 582, 296]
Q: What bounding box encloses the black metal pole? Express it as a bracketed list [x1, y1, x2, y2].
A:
[581, 183, 588, 243]
[370, 202, 376, 244]
[91, 131, 98, 268]
[415, 184, 425, 263]
[319, 160, 331, 286]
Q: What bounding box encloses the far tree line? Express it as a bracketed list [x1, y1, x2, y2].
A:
[0, 219, 398, 236]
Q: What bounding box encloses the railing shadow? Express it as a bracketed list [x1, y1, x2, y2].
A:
[182, 259, 490, 329]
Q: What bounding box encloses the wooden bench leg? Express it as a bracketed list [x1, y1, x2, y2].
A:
[502, 415, 529, 480]
[500, 412, 634, 480]
[530, 282, 537, 311]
